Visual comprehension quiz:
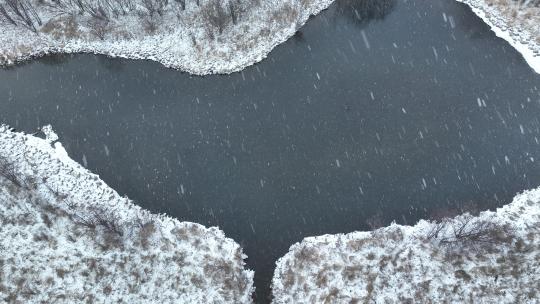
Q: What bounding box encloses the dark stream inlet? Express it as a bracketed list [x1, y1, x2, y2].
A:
[2, 0, 540, 301]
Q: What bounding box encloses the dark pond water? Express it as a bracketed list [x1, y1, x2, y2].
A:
[1, 0, 540, 301]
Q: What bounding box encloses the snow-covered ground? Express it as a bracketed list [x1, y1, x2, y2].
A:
[0, 125, 254, 303]
[272, 188, 540, 303]
[457, 0, 540, 73]
[0, 0, 333, 75]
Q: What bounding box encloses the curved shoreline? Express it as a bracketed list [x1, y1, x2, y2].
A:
[0, 125, 254, 303]
[456, 0, 540, 74]
[272, 187, 540, 302]
[2, 123, 538, 302]
[0, 0, 334, 75]
[0, 0, 538, 74]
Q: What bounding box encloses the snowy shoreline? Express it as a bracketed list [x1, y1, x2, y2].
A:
[2, 125, 538, 303]
[456, 0, 540, 74]
[0, 125, 254, 303]
[0, 0, 538, 74]
[0, 0, 334, 75]
[272, 188, 540, 302]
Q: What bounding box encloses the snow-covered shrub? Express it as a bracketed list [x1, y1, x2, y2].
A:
[426, 215, 515, 248]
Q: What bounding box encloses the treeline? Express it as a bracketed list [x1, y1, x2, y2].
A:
[0, 0, 258, 38]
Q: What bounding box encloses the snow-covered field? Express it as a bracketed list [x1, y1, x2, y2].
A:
[272, 188, 540, 303]
[0, 125, 254, 303]
[456, 0, 540, 73]
[0, 0, 333, 75]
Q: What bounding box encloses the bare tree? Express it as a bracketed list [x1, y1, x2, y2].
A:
[72, 206, 124, 237]
[426, 219, 447, 240]
[142, 14, 159, 34]
[227, 0, 253, 25]
[111, 0, 134, 17]
[41, 0, 72, 15]
[426, 215, 514, 250]
[201, 0, 229, 37]
[86, 1, 110, 20]
[0, 4, 17, 26]
[175, 0, 185, 10]
[0, 156, 21, 187]
[141, 0, 167, 16]
[0, 0, 42, 32]
[87, 18, 109, 40]
[228, 0, 237, 24]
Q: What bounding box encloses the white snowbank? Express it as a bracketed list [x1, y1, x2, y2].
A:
[272, 188, 540, 303]
[0, 125, 254, 303]
[0, 0, 333, 75]
[456, 0, 540, 74]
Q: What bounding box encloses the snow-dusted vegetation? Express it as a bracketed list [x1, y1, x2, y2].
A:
[272, 189, 540, 303]
[0, 125, 254, 303]
[0, 0, 538, 74]
[457, 0, 540, 73]
[0, 0, 333, 74]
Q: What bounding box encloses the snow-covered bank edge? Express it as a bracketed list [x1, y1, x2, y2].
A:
[0, 0, 334, 75]
[1, 0, 538, 75]
[456, 0, 540, 74]
[0, 125, 254, 303]
[272, 188, 540, 302]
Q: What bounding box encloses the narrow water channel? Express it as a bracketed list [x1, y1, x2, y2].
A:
[1, 0, 539, 301]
